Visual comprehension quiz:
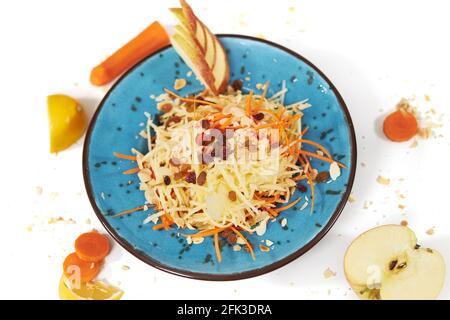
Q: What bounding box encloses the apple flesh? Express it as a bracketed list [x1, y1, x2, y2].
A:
[344, 224, 445, 300]
[170, 0, 229, 95]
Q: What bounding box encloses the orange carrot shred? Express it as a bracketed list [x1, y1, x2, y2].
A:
[113, 205, 145, 217]
[152, 223, 166, 230]
[292, 139, 332, 158]
[230, 227, 255, 260]
[255, 123, 278, 130]
[299, 150, 346, 168]
[255, 80, 270, 110]
[219, 117, 234, 129]
[306, 171, 315, 214]
[113, 152, 137, 161]
[277, 106, 286, 119]
[265, 207, 279, 217]
[301, 126, 309, 136]
[275, 197, 302, 212]
[214, 233, 222, 263]
[190, 227, 225, 238]
[259, 108, 279, 119]
[164, 88, 223, 110]
[161, 215, 170, 230]
[245, 90, 253, 116]
[293, 174, 308, 181]
[212, 113, 232, 121]
[122, 167, 140, 174]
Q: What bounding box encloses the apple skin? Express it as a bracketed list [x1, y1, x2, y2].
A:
[212, 32, 230, 94]
[199, 21, 216, 70]
[344, 224, 446, 300]
[170, 33, 215, 94]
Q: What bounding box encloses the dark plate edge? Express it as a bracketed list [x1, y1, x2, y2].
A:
[82, 34, 357, 281]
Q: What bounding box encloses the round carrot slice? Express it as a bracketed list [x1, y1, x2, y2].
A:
[75, 231, 110, 262]
[383, 110, 418, 142]
[63, 252, 100, 282]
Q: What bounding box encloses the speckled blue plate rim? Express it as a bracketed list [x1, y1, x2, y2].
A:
[82, 34, 357, 281]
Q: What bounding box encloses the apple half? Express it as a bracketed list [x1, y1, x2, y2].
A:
[169, 0, 229, 95]
[344, 224, 446, 300]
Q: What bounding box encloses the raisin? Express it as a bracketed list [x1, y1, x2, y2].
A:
[228, 191, 237, 201]
[197, 171, 207, 186]
[227, 233, 237, 244]
[315, 171, 330, 183]
[201, 119, 210, 129]
[231, 79, 243, 91]
[252, 113, 264, 121]
[296, 184, 307, 192]
[163, 176, 171, 185]
[220, 229, 233, 238]
[185, 171, 196, 184]
[159, 103, 172, 113]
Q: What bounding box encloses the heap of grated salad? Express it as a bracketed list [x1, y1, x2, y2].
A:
[114, 81, 345, 261]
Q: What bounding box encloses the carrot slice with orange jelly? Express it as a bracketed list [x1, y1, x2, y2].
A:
[75, 232, 110, 263]
[63, 252, 100, 282]
[383, 110, 418, 142]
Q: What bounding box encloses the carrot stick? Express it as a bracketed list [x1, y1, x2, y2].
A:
[90, 21, 170, 86]
[122, 167, 140, 174]
[245, 90, 253, 116]
[230, 227, 255, 260]
[164, 89, 223, 110]
[113, 205, 145, 217]
[113, 152, 137, 161]
[190, 227, 225, 238]
[299, 150, 346, 168]
[214, 233, 222, 263]
[275, 197, 302, 212]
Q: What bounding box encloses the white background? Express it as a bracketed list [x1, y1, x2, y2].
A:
[0, 0, 449, 299]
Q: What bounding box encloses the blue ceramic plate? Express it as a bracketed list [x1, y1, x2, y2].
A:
[83, 35, 356, 280]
